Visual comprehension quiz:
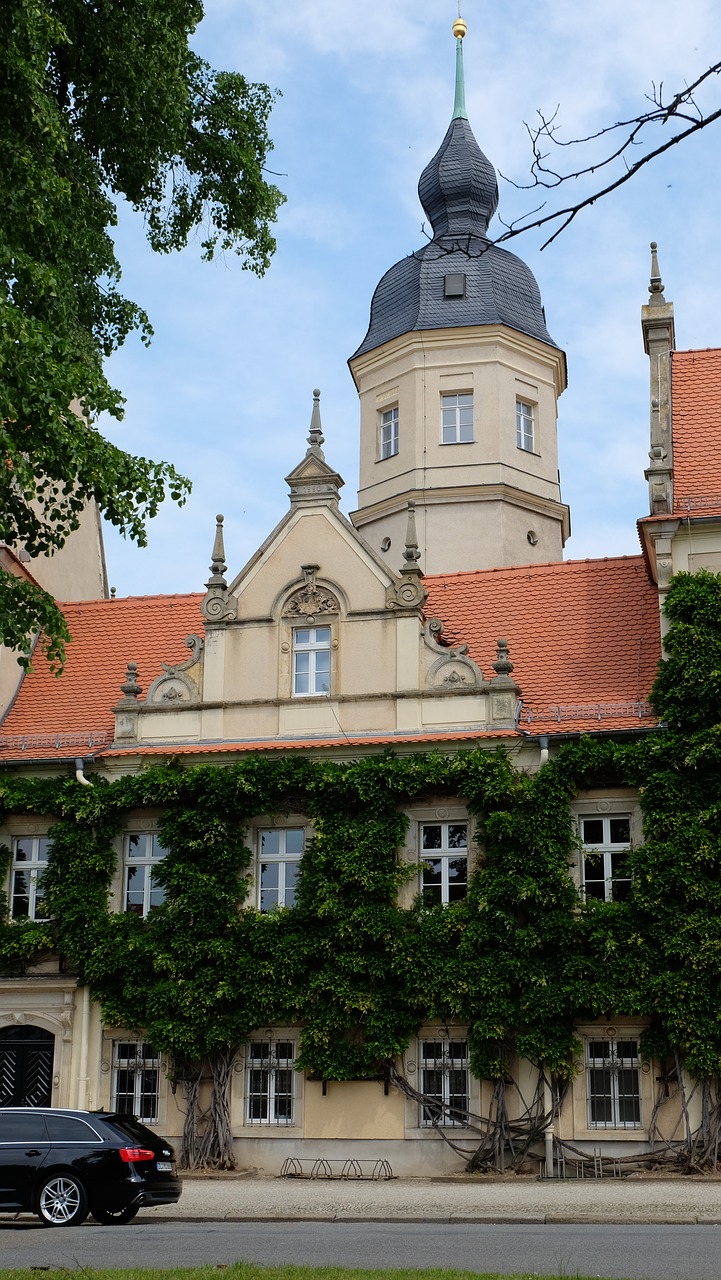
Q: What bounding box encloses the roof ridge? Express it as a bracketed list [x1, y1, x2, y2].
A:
[673, 347, 721, 357]
[424, 554, 644, 584]
[56, 592, 205, 607]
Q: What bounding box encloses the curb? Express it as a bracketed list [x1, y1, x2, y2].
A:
[138, 1213, 721, 1227]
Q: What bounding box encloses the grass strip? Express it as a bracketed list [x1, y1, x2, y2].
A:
[0, 1265, 635, 1280]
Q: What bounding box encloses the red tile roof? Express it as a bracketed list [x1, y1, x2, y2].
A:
[672, 349, 721, 515]
[104, 729, 517, 759]
[0, 555, 662, 764]
[0, 594, 204, 760]
[424, 556, 661, 733]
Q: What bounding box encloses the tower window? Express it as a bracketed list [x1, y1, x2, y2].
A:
[379, 406, 399, 459]
[516, 400, 535, 452]
[441, 393, 473, 444]
[293, 626, 331, 696]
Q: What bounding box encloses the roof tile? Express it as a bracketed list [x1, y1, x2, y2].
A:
[0, 594, 204, 759]
[424, 555, 661, 732]
[672, 349, 721, 514]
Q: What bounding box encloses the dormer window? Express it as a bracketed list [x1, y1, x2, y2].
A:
[293, 626, 331, 696]
[441, 393, 473, 444]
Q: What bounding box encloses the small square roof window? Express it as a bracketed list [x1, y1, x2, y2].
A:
[444, 273, 466, 299]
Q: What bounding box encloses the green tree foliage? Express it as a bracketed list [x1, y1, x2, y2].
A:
[650, 570, 721, 729]
[0, 0, 284, 667]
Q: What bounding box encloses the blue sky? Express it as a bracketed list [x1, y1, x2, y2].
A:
[100, 0, 721, 597]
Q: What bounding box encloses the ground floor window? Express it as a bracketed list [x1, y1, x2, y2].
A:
[246, 1040, 295, 1125]
[112, 1041, 161, 1124]
[419, 1038, 469, 1127]
[586, 1038, 641, 1128]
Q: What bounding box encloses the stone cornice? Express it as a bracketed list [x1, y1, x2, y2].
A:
[349, 323, 567, 397]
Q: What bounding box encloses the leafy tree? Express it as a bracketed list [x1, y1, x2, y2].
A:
[0, 0, 284, 668]
[650, 570, 721, 730]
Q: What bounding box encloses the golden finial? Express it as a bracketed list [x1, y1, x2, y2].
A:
[452, 16, 467, 39]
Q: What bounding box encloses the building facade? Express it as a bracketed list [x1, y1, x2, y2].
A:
[1, 22, 720, 1177]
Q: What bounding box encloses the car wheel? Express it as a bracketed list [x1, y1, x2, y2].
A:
[92, 1204, 140, 1225]
[37, 1173, 89, 1227]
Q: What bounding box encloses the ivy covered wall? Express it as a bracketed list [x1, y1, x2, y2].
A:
[1, 571, 721, 1163]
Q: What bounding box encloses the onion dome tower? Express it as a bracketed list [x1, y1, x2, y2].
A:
[348, 19, 569, 574]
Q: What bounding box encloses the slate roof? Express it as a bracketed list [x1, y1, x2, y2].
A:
[352, 117, 558, 361]
[672, 348, 721, 516]
[0, 594, 204, 761]
[423, 556, 661, 733]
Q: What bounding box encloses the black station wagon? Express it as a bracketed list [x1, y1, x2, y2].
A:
[0, 1108, 182, 1226]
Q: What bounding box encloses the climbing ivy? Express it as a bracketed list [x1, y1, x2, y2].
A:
[2, 570, 721, 1170]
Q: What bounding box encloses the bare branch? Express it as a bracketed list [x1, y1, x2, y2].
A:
[493, 60, 721, 251]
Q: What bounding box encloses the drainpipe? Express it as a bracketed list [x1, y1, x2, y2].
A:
[75, 758, 92, 786]
[538, 735, 549, 768]
[76, 984, 91, 1110]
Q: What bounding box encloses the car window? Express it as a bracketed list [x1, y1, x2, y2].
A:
[105, 1115, 159, 1145]
[45, 1114, 102, 1142]
[0, 1113, 48, 1142]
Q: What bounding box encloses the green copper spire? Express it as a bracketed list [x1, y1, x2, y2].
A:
[452, 16, 468, 120]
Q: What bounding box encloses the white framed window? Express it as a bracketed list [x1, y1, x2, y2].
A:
[419, 1038, 469, 1127]
[420, 821, 468, 904]
[246, 1039, 295, 1125]
[516, 399, 535, 452]
[586, 1038, 641, 1129]
[10, 836, 50, 920]
[124, 833, 167, 917]
[292, 625, 331, 696]
[580, 815, 632, 903]
[112, 1040, 160, 1124]
[258, 828, 304, 911]
[379, 406, 399, 459]
[441, 392, 473, 444]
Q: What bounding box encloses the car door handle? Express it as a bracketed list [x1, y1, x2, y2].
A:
[24, 1149, 42, 1156]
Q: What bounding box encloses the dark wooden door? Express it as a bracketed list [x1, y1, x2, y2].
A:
[0, 1026, 54, 1107]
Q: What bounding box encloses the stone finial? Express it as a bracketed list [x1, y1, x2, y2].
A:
[207, 514, 228, 588]
[307, 388, 325, 456]
[489, 638, 522, 727]
[119, 661, 141, 703]
[402, 501, 421, 566]
[648, 241, 666, 302]
[492, 638, 514, 676]
[201, 513, 237, 624]
[386, 502, 427, 611]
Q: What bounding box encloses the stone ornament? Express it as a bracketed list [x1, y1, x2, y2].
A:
[146, 634, 204, 706]
[284, 565, 339, 624]
[422, 618, 484, 690]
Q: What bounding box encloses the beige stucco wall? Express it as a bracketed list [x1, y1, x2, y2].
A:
[350, 325, 568, 573]
[304, 1079, 405, 1140]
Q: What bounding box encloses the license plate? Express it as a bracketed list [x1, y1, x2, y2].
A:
[156, 1161, 173, 1172]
